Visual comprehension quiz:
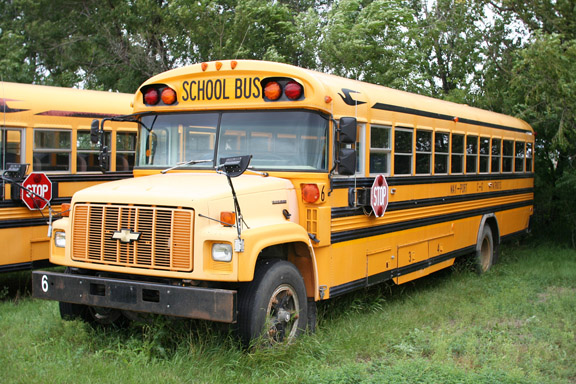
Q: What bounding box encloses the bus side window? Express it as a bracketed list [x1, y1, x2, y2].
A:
[466, 135, 478, 173]
[369, 125, 391, 175]
[116, 132, 137, 171]
[502, 139, 514, 173]
[451, 133, 464, 174]
[1, 129, 23, 166]
[416, 129, 432, 175]
[77, 130, 110, 172]
[526, 142, 533, 172]
[491, 138, 501, 173]
[514, 141, 525, 173]
[33, 129, 71, 172]
[394, 127, 413, 175]
[479, 137, 490, 173]
[434, 131, 449, 174]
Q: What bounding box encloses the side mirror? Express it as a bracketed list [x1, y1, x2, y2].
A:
[337, 148, 356, 175]
[90, 119, 100, 145]
[339, 117, 357, 144]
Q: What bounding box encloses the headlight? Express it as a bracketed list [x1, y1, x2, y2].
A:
[54, 231, 66, 248]
[212, 243, 233, 262]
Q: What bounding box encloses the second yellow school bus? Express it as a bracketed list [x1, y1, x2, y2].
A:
[1, 82, 137, 272]
[33, 60, 533, 345]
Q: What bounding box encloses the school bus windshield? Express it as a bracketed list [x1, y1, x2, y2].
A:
[138, 110, 329, 171]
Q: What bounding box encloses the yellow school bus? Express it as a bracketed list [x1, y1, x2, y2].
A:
[32, 60, 533, 345]
[1, 82, 137, 272]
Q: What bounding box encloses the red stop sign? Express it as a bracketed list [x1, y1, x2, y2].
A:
[370, 174, 388, 218]
[21, 172, 53, 210]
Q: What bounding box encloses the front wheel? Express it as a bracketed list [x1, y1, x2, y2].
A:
[237, 260, 308, 347]
[58, 268, 125, 327]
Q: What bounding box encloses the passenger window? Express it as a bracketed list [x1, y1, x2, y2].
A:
[416, 130, 432, 174]
[116, 132, 137, 171]
[77, 130, 111, 172]
[1, 129, 23, 168]
[451, 133, 464, 174]
[479, 137, 490, 173]
[466, 135, 478, 173]
[514, 141, 525, 172]
[434, 131, 449, 174]
[370, 125, 391, 175]
[526, 142, 533, 172]
[394, 128, 413, 175]
[491, 138, 501, 173]
[502, 140, 513, 172]
[33, 129, 71, 172]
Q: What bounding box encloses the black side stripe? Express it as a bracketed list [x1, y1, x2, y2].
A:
[332, 173, 534, 189]
[331, 200, 532, 244]
[332, 188, 533, 218]
[371, 103, 532, 134]
[329, 246, 475, 298]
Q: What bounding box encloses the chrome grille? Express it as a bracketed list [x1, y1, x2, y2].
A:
[72, 203, 193, 271]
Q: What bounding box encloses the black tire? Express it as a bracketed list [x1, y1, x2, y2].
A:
[58, 268, 125, 327]
[475, 226, 494, 274]
[237, 259, 308, 347]
[59, 268, 89, 321]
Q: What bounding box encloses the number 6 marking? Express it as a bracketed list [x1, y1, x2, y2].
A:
[41, 275, 49, 293]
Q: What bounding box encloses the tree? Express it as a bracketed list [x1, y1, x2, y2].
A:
[319, 0, 417, 91]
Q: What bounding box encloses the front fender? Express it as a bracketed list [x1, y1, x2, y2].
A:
[238, 222, 314, 282]
[50, 217, 70, 266]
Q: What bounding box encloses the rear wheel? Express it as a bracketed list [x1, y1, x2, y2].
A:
[237, 259, 308, 347]
[475, 226, 494, 274]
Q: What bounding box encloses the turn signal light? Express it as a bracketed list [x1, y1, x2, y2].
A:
[302, 184, 320, 203]
[220, 211, 236, 227]
[60, 203, 71, 217]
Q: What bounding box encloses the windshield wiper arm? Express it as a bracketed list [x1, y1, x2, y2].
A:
[161, 159, 212, 174]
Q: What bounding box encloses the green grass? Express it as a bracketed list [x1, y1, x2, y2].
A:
[1, 242, 575, 383]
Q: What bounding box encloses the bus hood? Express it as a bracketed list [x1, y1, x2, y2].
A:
[71, 173, 295, 207]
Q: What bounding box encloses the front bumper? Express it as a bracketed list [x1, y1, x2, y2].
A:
[32, 271, 237, 323]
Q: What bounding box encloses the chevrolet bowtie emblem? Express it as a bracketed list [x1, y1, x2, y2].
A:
[112, 228, 141, 244]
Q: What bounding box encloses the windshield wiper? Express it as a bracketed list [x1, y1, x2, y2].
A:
[161, 159, 212, 174]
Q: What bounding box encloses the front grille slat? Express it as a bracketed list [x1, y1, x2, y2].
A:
[71, 203, 193, 272]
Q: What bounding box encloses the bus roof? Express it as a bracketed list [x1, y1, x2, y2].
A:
[1, 82, 134, 125]
[135, 60, 532, 135]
